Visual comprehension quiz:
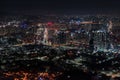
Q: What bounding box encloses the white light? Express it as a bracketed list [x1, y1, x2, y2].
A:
[3, 25, 5, 28]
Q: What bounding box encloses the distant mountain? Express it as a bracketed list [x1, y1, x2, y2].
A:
[0, 11, 16, 16]
[0, 9, 120, 16]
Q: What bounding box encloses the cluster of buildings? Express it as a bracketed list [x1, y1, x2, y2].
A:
[0, 15, 120, 80]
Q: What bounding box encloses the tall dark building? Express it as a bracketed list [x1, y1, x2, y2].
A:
[89, 37, 94, 52]
[57, 32, 66, 44]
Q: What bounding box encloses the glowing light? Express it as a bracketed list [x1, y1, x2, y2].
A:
[38, 77, 43, 80]
[21, 21, 27, 28]
[47, 22, 53, 26]
[38, 23, 42, 27]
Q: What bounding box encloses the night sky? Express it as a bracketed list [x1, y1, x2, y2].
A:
[1, 0, 120, 15]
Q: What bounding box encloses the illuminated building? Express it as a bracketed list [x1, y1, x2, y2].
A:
[43, 28, 49, 44]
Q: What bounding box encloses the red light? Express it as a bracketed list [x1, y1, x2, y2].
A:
[47, 22, 53, 26]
